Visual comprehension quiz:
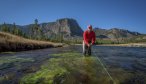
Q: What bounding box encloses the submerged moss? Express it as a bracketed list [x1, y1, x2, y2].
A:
[20, 52, 112, 84]
[0, 56, 34, 65]
[20, 58, 68, 84]
[20, 52, 144, 84]
[0, 52, 16, 54]
[0, 56, 34, 71]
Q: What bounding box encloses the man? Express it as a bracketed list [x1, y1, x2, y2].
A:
[83, 25, 96, 56]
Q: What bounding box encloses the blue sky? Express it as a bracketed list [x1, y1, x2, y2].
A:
[0, 0, 146, 33]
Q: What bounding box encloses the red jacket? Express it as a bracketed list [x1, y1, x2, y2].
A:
[83, 30, 96, 45]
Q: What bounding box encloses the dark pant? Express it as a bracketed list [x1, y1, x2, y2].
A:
[83, 41, 91, 56]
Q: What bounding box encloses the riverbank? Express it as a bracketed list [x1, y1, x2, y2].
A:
[97, 43, 146, 47]
[74, 43, 146, 47]
[0, 32, 62, 52]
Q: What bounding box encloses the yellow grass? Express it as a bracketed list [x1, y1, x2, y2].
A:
[0, 32, 62, 52]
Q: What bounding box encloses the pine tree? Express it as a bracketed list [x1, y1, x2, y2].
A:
[12, 22, 24, 36]
[31, 19, 44, 40]
[1, 22, 10, 32]
[12, 23, 19, 35]
[18, 28, 23, 36]
[0, 25, 2, 31]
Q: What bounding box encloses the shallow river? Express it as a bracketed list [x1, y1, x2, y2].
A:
[0, 45, 146, 84]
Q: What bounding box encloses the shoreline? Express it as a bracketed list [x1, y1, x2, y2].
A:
[0, 43, 63, 52]
[73, 43, 146, 47]
[97, 43, 146, 47]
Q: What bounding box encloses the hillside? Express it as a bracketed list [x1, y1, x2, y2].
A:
[0, 32, 62, 52]
[94, 28, 141, 39]
[0, 18, 84, 42]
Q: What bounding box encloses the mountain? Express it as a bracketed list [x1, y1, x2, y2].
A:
[93, 28, 142, 39]
[0, 18, 144, 41]
[20, 18, 83, 38]
[0, 18, 83, 39]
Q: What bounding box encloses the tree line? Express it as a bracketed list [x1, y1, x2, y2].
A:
[0, 22, 24, 36]
[0, 19, 48, 40]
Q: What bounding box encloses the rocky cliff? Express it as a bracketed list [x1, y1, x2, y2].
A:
[40, 18, 83, 38]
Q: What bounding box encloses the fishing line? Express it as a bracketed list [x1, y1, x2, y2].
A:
[92, 46, 116, 84]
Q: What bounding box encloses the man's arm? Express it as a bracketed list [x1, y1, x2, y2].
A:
[92, 32, 96, 45]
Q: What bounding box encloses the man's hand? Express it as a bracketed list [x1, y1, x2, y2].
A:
[87, 43, 92, 47]
[87, 44, 90, 47]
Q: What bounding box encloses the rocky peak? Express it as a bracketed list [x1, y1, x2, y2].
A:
[39, 18, 83, 38]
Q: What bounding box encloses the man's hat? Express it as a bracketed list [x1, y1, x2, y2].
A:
[88, 25, 92, 29]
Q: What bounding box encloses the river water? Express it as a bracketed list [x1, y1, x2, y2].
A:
[0, 45, 146, 84]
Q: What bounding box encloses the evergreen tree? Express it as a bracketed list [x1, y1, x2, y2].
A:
[12, 22, 24, 36]
[12, 23, 19, 35]
[31, 19, 44, 40]
[0, 25, 2, 31]
[1, 22, 10, 32]
[18, 28, 23, 36]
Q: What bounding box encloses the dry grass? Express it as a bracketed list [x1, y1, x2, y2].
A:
[0, 32, 62, 52]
